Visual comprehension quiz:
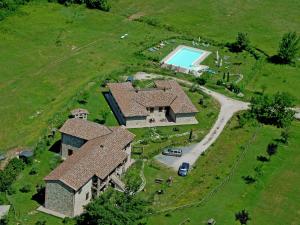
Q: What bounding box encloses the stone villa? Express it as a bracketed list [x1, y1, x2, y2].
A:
[43, 118, 135, 217]
[107, 80, 198, 127]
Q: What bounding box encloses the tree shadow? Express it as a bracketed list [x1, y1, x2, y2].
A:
[226, 43, 242, 53]
[256, 155, 269, 162]
[268, 55, 285, 64]
[49, 140, 61, 154]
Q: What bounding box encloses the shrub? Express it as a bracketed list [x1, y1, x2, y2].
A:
[0, 158, 25, 192]
[77, 90, 89, 104]
[35, 220, 46, 225]
[85, 0, 110, 11]
[235, 209, 251, 225]
[216, 79, 224, 86]
[173, 127, 179, 132]
[195, 77, 207, 86]
[227, 83, 241, 94]
[267, 142, 278, 158]
[242, 175, 256, 184]
[189, 85, 198, 92]
[20, 184, 32, 193]
[29, 167, 38, 175]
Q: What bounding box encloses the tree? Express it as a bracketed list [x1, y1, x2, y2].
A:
[267, 142, 278, 159]
[76, 189, 147, 225]
[250, 92, 295, 128]
[85, 0, 111, 11]
[235, 209, 250, 225]
[277, 31, 300, 64]
[231, 32, 250, 52]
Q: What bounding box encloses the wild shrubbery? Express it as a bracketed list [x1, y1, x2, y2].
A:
[0, 158, 25, 192]
[0, 0, 30, 20]
[56, 0, 111, 11]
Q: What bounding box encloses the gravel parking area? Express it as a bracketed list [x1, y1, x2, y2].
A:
[155, 144, 197, 168]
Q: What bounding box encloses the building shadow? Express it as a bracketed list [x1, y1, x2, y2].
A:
[31, 186, 45, 205]
[49, 140, 61, 154]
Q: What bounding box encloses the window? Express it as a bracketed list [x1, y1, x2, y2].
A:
[150, 108, 154, 113]
[86, 192, 89, 200]
[159, 107, 163, 112]
[68, 149, 73, 156]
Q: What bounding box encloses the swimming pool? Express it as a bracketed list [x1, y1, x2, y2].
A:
[165, 47, 205, 69]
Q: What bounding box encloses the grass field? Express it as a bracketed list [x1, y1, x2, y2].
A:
[1, 1, 300, 225]
[146, 121, 300, 225]
[111, 0, 300, 54]
[0, 2, 175, 150]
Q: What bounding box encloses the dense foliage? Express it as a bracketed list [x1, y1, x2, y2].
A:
[250, 92, 295, 128]
[0, 158, 25, 192]
[0, 0, 30, 20]
[76, 189, 148, 225]
[277, 32, 299, 64]
[56, 0, 110, 11]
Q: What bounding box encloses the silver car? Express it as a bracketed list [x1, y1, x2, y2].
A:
[162, 148, 182, 157]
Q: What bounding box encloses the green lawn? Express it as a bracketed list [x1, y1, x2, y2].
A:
[111, 0, 300, 54]
[0, 2, 175, 151]
[145, 121, 300, 225]
[1, 1, 300, 225]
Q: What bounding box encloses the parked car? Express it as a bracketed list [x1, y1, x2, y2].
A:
[162, 148, 182, 157]
[178, 162, 190, 176]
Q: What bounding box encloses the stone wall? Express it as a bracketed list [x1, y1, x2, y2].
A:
[175, 112, 197, 123]
[125, 116, 147, 127]
[61, 134, 86, 159]
[73, 179, 92, 216]
[45, 180, 75, 217]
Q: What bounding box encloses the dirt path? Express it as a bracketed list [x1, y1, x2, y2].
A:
[134, 72, 249, 170]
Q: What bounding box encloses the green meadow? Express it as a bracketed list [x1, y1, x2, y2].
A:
[0, 1, 300, 225]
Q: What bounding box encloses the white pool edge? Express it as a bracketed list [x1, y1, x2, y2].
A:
[160, 45, 211, 69]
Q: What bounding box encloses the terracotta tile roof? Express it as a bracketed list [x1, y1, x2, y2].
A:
[59, 118, 112, 140]
[155, 80, 198, 114]
[45, 121, 135, 191]
[107, 80, 198, 117]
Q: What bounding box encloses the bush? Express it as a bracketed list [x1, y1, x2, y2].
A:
[29, 167, 38, 175]
[85, 0, 110, 11]
[195, 77, 207, 86]
[20, 184, 32, 193]
[189, 85, 198, 92]
[76, 90, 89, 104]
[227, 83, 241, 94]
[216, 79, 224, 86]
[35, 220, 46, 225]
[0, 158, 25, 192]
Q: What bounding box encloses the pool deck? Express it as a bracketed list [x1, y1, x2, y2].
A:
[160, 45, 211, 74]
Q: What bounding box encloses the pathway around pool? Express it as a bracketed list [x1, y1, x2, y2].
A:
[134, 72, 250, 170]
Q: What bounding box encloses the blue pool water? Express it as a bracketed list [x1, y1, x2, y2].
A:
[166, 47, 204, 69]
